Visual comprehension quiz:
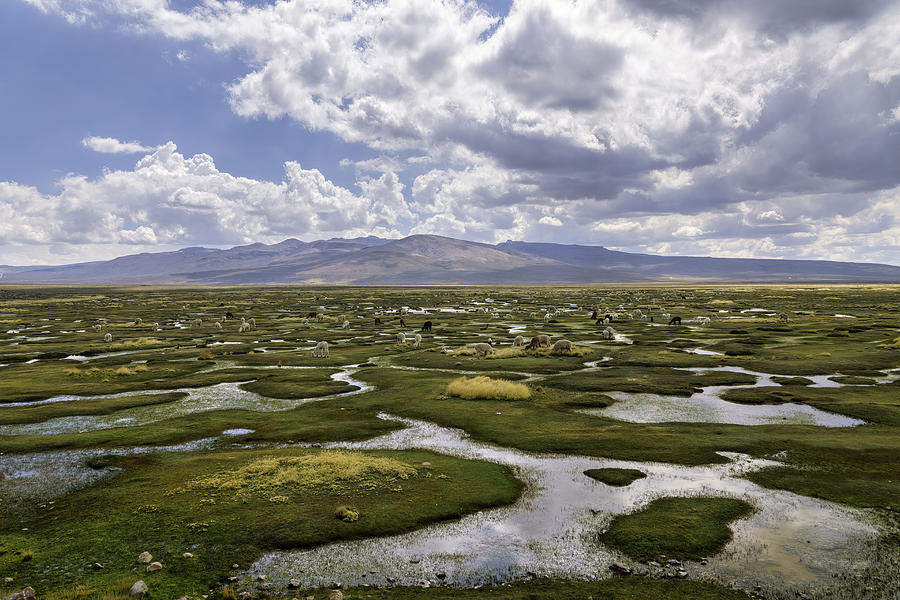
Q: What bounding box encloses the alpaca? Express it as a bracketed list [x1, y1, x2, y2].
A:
[312, 341, 329, 357]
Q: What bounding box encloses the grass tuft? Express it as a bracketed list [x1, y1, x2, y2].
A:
[446, 376, 531, 401]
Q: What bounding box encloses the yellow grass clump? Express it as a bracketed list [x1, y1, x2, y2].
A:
[185, 450, 418, 497]
[445, 376, 531, 401]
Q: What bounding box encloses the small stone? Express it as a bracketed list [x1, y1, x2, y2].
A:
[146, 561, 163, 573]
[232, 563, 240, 569]
[137, 552, 153, 564]
[306, 597, 315, 600]
[610, 561, 631, 575]
[257, 574, 267, 581]
[227, 577, 239, 583]
[128, 580, 148, 597]
[182, 552, 194, 558]
[288, 578, 301, 589]
[239, 593, 252, 600]
[329, 590, 344, 600]
[700, 559, 708, 566]
[677, 569, 688, 578]
[92, 562, 104, 570]
[21, 588, 36, 600]
[666, 559, 681, 566]
[3, 578, 12, 584]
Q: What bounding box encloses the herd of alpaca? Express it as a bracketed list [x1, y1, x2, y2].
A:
[91, 302, 780, 370]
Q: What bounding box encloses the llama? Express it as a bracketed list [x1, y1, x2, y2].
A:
[215, 322, 222, 329]
[248, 317, 256, 328]
[421, 321, 433, 332]
[374, 317, 382, 325]
[414, 333, 422, 349]
[103, 333, 112, 342]
[602, 326, 615, 340]
[342, 320, 350, 329]
[551, 339, 573, 353]
[668, 316, 682, 325]
[312, 341, 329, 357]
[239, 322, 251, 333]
[473, 341, 494, 357]
[396, 332, 406, 344]
[513, 335, 525, 347]
[192, 318, 202, 328]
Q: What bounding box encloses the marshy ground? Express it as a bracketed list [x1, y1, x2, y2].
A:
[0, 285, 897, 599]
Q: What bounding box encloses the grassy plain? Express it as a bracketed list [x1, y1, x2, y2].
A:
[0, 284, 897, 598]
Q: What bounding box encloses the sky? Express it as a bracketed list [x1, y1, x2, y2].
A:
[1, 0, 899, 266]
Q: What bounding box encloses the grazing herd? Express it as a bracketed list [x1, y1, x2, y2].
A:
[89, 300, 781, 369]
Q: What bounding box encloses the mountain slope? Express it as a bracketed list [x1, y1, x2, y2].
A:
[2, 235, 899, 284]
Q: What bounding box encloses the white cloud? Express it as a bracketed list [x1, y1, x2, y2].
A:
[12, 0, 900, 265]
[538, 216, 563, 227]
[0, 142, 410, 254]
[82, 136, 155, 154]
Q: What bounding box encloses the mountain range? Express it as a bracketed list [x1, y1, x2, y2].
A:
[2, 235, 899, 284]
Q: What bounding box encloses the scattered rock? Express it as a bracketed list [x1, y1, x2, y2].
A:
[666, 559, 681, 566]
[288, 578, 301, 589]
[329, 590, 344, 600]
[137, 552, 152, 564]
[239, 593, 252, 600]
[182, 552, 194, 558]
[21, 588, 36, 600]
[610, 561, 631, 575]
[227, 576, 239, 583]
[146, 562, 163, 573]
[677, 569, 688, 578]
[128, 580, 148, 597]
[92, 562, 104, 570]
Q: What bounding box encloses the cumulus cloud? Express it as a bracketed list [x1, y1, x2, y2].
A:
[82, 136, 155, 154]
[12, 0, 900, 264]
[0, 142, 409, 252]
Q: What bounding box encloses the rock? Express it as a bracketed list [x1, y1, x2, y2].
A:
[92, 562, 104, 570]
[677, 569, 688, 578]
[137, 552, 153, 564]
[288, 578, 301, 589]
[329, 590, 344, 600]
[3, 594, 20, 600]
[239, 593, 252, 600]
[227, 576, 239, 583]
[2, 578, 12, 584]
[257, 574, 266, 581]
[232, 563, 239, 569]
[648, 561, 661, 568]
[435, 572, 446, 580]
[128, 580, 148, 597]
[610, 561, 631, 575]
[666, 559, 681, 566]
[306, 597, 315, 600]
[21, 589, 36, 600]
[146, 562, 163, 573]
[182, 552, 194, 558]
[700, 559, 708, 566]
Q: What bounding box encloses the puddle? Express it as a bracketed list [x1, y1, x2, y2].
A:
[682, 348, 724, 356]
[0, 366, 372, 436]
[0, 438, 220, 510]
[247, 415, 883, 598]
[581, 367, 864, 427]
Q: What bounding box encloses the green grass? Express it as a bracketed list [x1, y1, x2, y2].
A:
[0, 448, 521, 598]
[600, 497, 755, 561]
[584, 468, 647, 487]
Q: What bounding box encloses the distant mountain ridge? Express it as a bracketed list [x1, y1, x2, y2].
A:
[3, 234, 899, 284]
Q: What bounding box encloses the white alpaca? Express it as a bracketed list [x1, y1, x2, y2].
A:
[552, 339, 573, 353]
[215, 322, 222, 329]
[239, 322, 251, 333]
[342, 320, 350, 329]
[602, 327, 616, 340]
[92, 324, 103, 332]
[779, 313, 790, 322]
[396, 332, 406, 344]
[316, 313, 325, 322]
[135, 317, 143, 325]
[513, 335, 525, 347]
[473, 342, 494, 357]
[631, 309, 642, 320]
[698, 317, 711, 326]
[103, 333, 113, 342]
[312, 341, 329, 357]
[192, 318, 202, 327]
[300, 317, 309, 328]
[544, 313, 552, 322]
[152, 322, 160, 331]
[248, 317, 256, 328]
[414, 333, 422, 349]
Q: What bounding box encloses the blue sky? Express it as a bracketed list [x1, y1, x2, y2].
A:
[1, 0, 898, 266]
